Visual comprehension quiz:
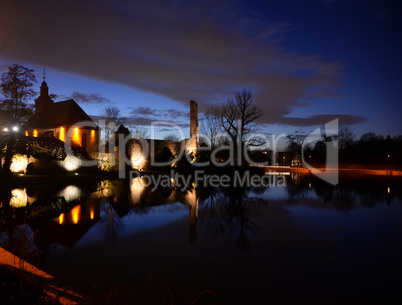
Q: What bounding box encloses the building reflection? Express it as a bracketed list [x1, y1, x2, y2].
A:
[57, 201, 100, 226]
[30, 185, 99, 250]
[177, 188, 198, 243]
[9, 188, 36, 208]
[30, 200, 100, 250]
[127, 177, 199, 242]
[58, 185, 82, 202]
[2, 173, 401, 254]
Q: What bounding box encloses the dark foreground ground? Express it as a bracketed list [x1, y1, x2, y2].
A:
[0, 266, 60, 305]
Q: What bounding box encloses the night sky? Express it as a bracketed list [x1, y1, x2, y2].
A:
[1, 0, 401, 142]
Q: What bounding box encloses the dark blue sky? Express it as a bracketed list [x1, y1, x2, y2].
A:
[0, 0, 401, 140]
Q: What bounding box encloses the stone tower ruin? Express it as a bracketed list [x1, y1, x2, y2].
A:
[190, 100, 199, 145]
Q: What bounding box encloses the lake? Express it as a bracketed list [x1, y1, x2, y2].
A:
[1, 172, 402, 304]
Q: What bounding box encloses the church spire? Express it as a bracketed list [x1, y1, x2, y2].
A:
[40, 68, 49, 97]
[35, 68, 53, 113]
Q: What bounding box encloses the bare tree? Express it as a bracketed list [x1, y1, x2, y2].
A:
[286, 135, 302, 155]
[163, 133, 181, 142]
[200, 106, 221, 148]
[217, 88, 263, 161]
[338, 126, 355, 150]
[100, 106, 124, 142]
[131, 126, 149, 140]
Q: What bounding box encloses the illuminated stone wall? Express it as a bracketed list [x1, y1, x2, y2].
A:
[125, 101, 199, 170]
[127, 139, 183, 170]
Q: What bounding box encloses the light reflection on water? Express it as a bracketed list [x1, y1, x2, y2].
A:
[1, 173, 402, 304]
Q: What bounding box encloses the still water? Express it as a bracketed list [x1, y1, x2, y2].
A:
[1, 173, 402, 304]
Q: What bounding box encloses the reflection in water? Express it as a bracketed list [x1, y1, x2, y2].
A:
[10, 189, 28, 208]
[1, 173, 402, 254]
[185, 190, 198, 243]
[58, 185, 82, 202]
[128, 177, 199, 242]
[71, 205, 81, 224]
[130, 177, 146, 204]
[90, 207, 95, 220]
[56, 201, 100, 226]
[99, 199, 124, 241]
[200, 186, 264, 252]
[8, 188, 36, 208]
[1, 172, 402, 305]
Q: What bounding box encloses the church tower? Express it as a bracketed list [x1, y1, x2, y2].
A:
[35, 70, 54, 113]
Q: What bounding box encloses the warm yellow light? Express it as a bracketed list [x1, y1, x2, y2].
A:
[131, 153, 146, 170]
[90, 208, 95, 220]
[91, 129, 95, 140]
[61, 155, 81, 171]
[59, 213, 65, 225]
[10, 189, 28, 208]
[25, 130, 28, 136]
[388, 187, 390, 194]
[309, 183, 311, 189]
[71, 205, 81, 224]
[33, 129, 38, 137]
[59, 127, 65, 141]
[10, 154, 28, 173]
[130, 177, 146, 204]
[59, 185, 81, 202]
[72, 128, 80, 146]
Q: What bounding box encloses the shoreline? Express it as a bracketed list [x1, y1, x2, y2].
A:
[5, 171, 118, 187]
[3, 163, 402, 188]
[260, 165, 402, 177]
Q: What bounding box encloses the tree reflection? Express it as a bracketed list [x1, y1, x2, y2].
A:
[99, 199, 124, 241]
[199, 185, 264, 252]
[284, 174, 310, 202]
[284, 173, 402, 212]
[331, 185, 356, 213]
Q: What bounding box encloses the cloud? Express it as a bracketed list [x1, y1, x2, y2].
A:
[276, 114, 367, 127]
[90, 106, 189, 128]
[127, 106, 189, 128]
[130, 107, 188, 119]
[1, 0, 342, 125]
[70, 92, 110, 105]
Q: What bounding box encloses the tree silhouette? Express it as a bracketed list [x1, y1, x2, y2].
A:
[219, 89, 263, 151]
[100, 106, 124, 143]
[0, 64, 36, 123]
[200, 106, 221, 149]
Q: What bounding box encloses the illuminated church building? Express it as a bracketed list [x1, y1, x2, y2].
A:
[26, 78, 99, 152]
